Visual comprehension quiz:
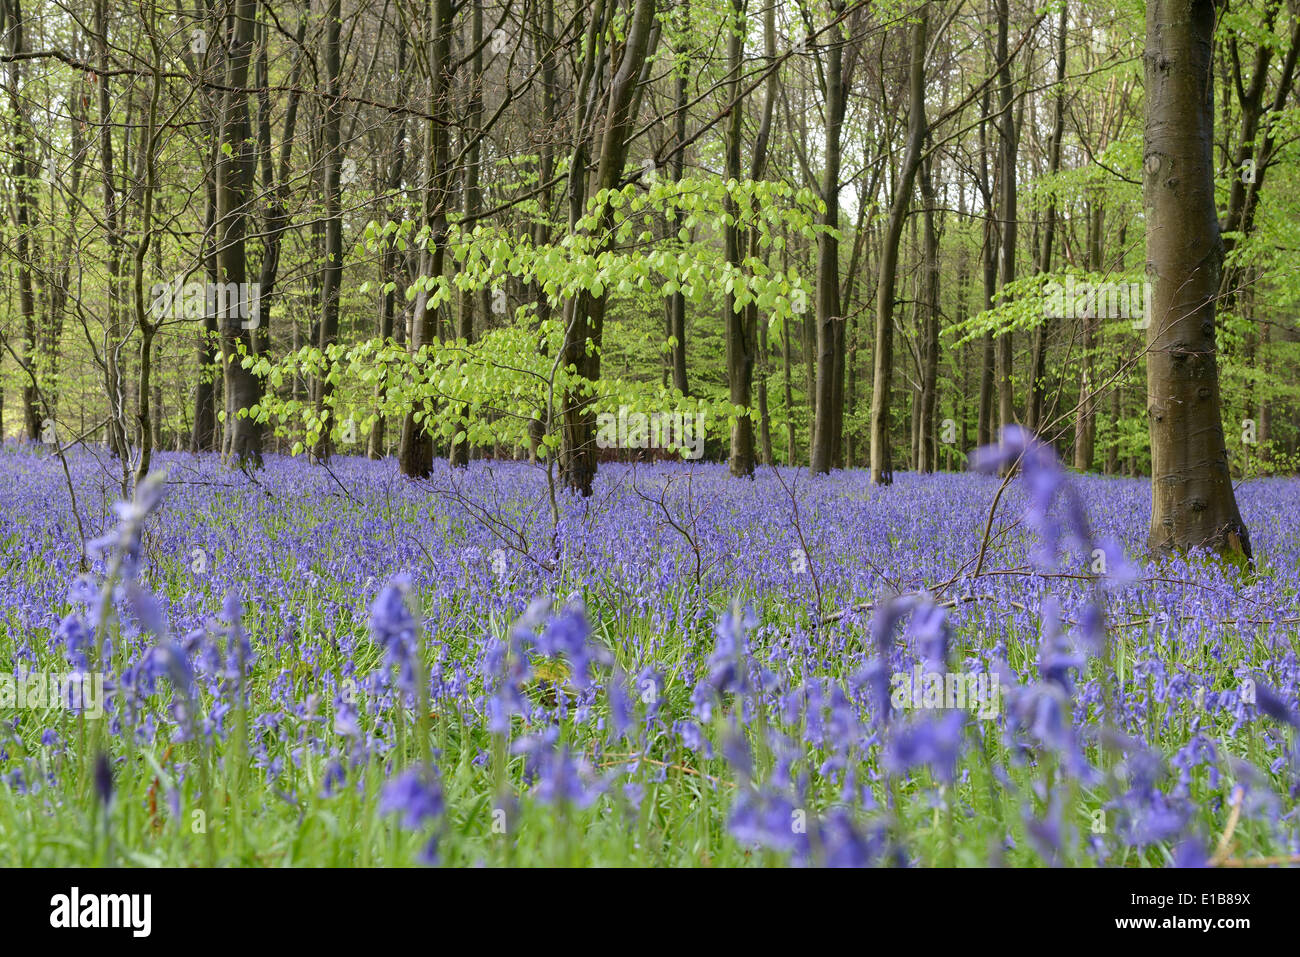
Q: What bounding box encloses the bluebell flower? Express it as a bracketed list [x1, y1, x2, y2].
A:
[706, 602, 755, 695]
[819, 809, 883, 868]
[222, 590, 253, 691]
[910, 602, 950, 668]
[722, 725, 753, 780]
[379, 764, 443, 829]
[535, 601, 608, 688]
[870, 593, 925, 656]
[674, 719, 711, 756]
[1173, 837, 1209, 868]
[1038, 598, 1085, 695]
[885, 710, 965, 784]
[512, 728, 601, 808]
[1025, 797, 1064, 863]
[606, 667, 636, 742]
[145, 642, 196, 696]
[57, 612, 94, 671]
[970, 426, 1093, 563]
[1255, 681, 1299, 728]
[85, 471, 168, 580]
[369, 576, 419, 696]
[93, 752, 113, 808]
[125, 583, 167, 639]
[728, 785, 802, 856]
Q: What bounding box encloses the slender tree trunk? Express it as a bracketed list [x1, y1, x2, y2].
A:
[809, 0, 849, 474]
[252, 16, 305, 447]
[803, 298, 815, 452]
[1106, 353, 1121, 474]
[192, 195, 220, 451]
[1029, 3, 1067, 435]
[93, 0, 130, 458]
[667, 0, 690, 396]
[723, 0, 754, 477]
[917, 148, 939, 473]
[133, 6, 163, 485]
[216, 0, 263, 466]
[371, 35, 408, 460]
[975, 88, 995, 449]
[400, 0, 455, 478]
[868, 8, 927, 485]
[782, 266, 796, 464]
[4, 0, 40, 440]
[451, 0, 487, 468]
[750, 0, 776, 468]
[557, 0, 656, 494]
[1257, 314, 1271, 461]
[1074, 203, 1101, 471]
[314, 0, 344, 462]
[994, 0, 1017, 435]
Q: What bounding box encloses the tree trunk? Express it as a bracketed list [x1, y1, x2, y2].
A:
[314, 0, 344, 462]
[724, 0, 754, 477]
[994, 0, 1017, 435]
[1074, 203, 1101, 471]
[750, 0, 777, 469]
[1144, 0, 1251, 560]
[216, 0, 263, 466]
[451, 0, 487, 468]
[132, 4, 163, 486]
[557, 0, 657, 495]
[399, 0, 455, 478]
[1028, 2, 1066, 435]
[192, 164, 220, 453]
[371, 35, 408, 460]
[975, 87, 995, 449]
[917, 148, 939, 473]
[667, 0, 690, 396]
[868, 8, 927, 485]
[809, 0, 849, 475]
[4, 0, 40, 440]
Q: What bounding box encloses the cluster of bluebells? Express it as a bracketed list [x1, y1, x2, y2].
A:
[0, 432, 1296, 866]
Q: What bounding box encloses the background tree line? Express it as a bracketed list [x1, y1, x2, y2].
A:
[0, 0, 1289, 556]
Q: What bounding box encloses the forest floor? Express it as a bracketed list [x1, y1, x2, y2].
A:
[0, 444, 1296, 866]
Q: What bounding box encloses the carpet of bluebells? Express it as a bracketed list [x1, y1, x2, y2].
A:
[0, 428, 1298, 867]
